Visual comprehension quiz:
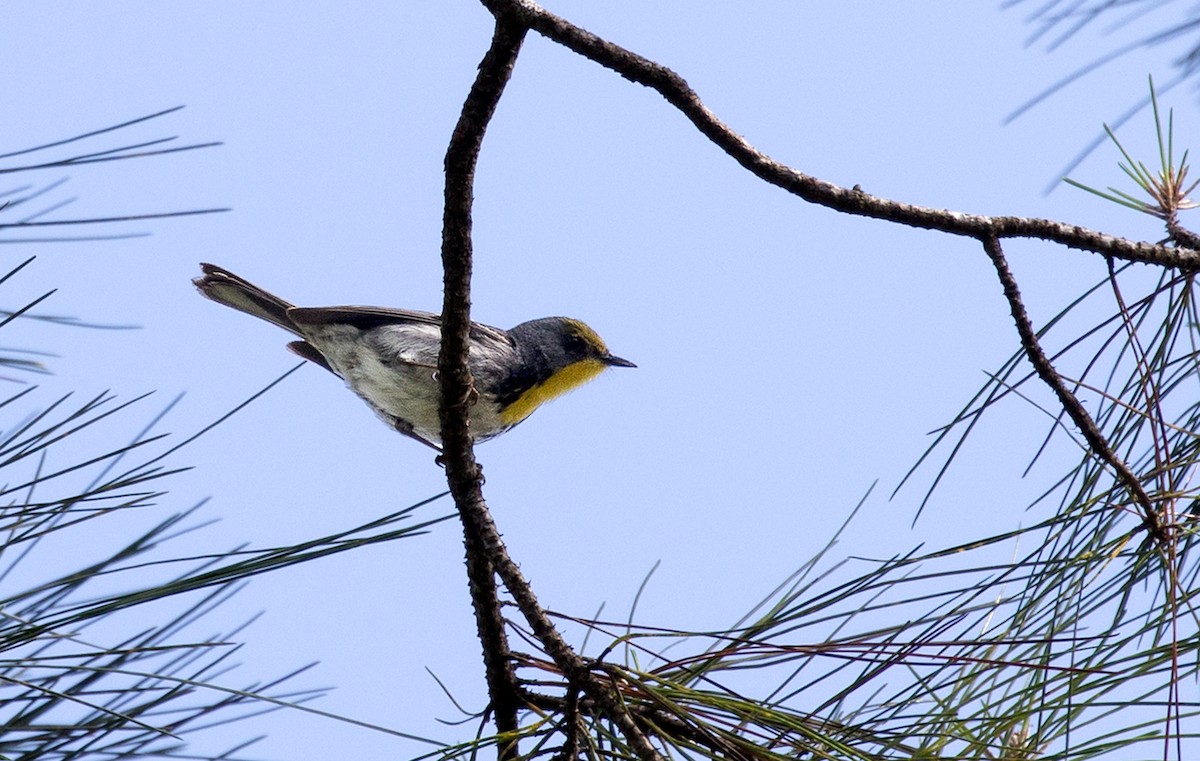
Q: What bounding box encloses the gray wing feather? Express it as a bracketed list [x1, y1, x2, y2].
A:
[288, 306, 513, 346]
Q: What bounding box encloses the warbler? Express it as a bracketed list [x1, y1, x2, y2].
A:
[193, 263, 635, 448]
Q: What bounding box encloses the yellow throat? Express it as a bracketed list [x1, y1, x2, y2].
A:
[499, 358, 608, 426]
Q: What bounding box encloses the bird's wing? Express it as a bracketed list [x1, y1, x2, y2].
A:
[286, 306, 513, 345]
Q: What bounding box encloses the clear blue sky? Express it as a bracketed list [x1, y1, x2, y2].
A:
[1, 2, 1188, 758]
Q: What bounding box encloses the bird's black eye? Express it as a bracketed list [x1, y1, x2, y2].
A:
[563, 332, 592, 358]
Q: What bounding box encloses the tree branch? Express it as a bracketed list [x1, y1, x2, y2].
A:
[439, 11, 664, 761]
[485, 0, 1200, 271]
[441, 1, 1188, 756]
[981, 234, 1166, 542]
[439, 15, 527, 760]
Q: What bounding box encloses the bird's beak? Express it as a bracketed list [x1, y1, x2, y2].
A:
[603, 354, 637, 368]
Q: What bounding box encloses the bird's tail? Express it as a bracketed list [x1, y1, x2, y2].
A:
[193, 263, 301, 336]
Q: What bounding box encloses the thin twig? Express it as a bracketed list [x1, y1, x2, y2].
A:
[981, 234, 1166, 542]
[551, 686, 580, 761]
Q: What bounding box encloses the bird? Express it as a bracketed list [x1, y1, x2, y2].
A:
[193, 263, 634, 449]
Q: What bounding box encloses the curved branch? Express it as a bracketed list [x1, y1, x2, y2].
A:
[439, 15, 527, 759]
[486, 0, 1200, 270]
[439, 11, 664, 761]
